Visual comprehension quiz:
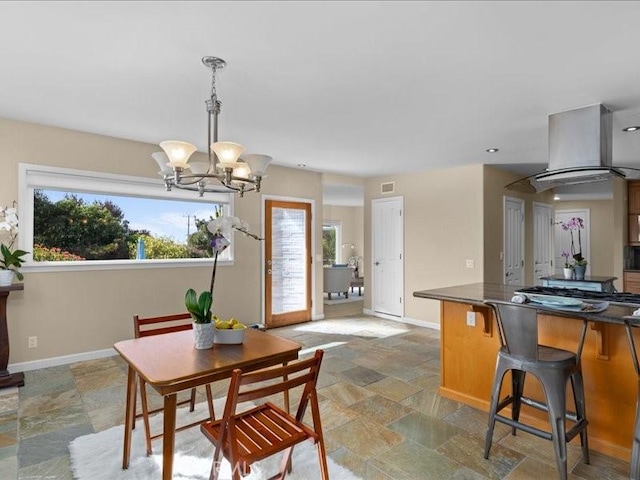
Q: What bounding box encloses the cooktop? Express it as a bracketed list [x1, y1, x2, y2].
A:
[516, 286, 640, 306]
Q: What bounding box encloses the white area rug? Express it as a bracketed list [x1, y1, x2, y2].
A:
[69, 401, 361, 480]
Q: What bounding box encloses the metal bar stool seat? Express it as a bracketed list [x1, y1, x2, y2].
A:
[484, 301, 590, 480]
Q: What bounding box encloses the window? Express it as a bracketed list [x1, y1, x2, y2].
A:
[322, 221, 342, 266]
[18, 163, 234, 271]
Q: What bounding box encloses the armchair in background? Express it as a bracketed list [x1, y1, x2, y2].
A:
[323, 266, 353, 300]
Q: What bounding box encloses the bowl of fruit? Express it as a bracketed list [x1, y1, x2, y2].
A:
[213, 316, 247, 344]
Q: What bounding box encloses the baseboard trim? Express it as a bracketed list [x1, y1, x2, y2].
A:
[9, 348, 117, 373]
[8, 312, 437, 373]
[363, 309, 440, 330]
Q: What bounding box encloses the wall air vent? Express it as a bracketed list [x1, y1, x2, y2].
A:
[381, 182, 395, 194]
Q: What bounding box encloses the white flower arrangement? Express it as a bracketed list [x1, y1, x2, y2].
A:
[0, 204, 28, 281]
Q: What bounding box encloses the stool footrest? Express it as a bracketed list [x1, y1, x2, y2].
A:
[495, 414, 553, 441]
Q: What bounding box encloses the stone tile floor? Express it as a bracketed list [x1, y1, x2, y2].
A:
[0, 314, 632, 479]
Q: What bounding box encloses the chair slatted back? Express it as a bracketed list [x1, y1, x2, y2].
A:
[221, 350, 324, 426]
[486, 302, 539, 360]
[133, 313, 193, 338]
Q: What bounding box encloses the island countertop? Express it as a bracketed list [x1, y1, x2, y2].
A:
[413, 282, 640, 463]
[412, 282, 640, 326]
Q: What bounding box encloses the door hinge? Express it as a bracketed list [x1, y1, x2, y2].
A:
[400, 297, 402, 304]
[521, 260, 524, 267]
[400, 210, 402, 216]
[400, 253, 402, 260]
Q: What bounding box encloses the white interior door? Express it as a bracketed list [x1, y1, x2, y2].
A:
[533, 202, 553, 286]
[554, 209, 590, 276]
[372, 196, 403, 317]
[504, 196, 524, 285]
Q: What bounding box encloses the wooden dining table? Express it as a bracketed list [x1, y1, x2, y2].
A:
[114, 328, 301, 480]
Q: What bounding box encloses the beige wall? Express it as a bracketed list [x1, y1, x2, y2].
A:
[364, 164, 485, 327]
[1, 118, 324, 364]
[3, 116, 628, 364]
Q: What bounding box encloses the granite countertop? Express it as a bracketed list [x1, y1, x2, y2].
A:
[413, 282, 640, 326]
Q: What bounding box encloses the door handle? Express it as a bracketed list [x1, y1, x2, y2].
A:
[375, 261, 381, 266]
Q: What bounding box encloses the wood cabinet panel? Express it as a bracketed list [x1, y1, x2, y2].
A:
[439, 300, 639, 461]
[630, 181, 640, 214]
[624, 272, 640, 293]
[630, 215, 640, 245]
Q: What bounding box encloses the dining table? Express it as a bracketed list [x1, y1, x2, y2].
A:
[114, 327, 301, 480]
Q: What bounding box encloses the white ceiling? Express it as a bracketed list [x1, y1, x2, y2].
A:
[2, 2, 640, 204]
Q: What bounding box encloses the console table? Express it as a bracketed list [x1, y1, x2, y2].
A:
[540, 274, 617, 293]
[0, 284, 24, 389]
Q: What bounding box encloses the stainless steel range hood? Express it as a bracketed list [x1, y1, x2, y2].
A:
[506, 104, 628, 193]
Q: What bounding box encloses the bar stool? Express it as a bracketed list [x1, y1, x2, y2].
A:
[484, 301, 590, 480]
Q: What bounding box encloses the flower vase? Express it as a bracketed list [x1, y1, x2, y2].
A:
[193, 322, 215, 349]
[563, 268, 574, 280]
[0, 270, 14, 286]
[574, 264, 587, 281]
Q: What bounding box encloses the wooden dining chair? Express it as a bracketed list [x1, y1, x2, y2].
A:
[133, 313, 216, 455]
[200, 349, 328, 480]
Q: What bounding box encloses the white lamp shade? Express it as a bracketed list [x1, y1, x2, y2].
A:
[211, 141, 245, 168]
[151, 152, 173, 175]
[159, 141, 197, 166]
[188, 162, 210, 175]
[241, 154, 272, 177]
[234, 161, 251, 180]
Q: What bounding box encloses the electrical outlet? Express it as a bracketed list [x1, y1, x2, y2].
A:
[28, 336, 38, 348]
[466, 259, 475, 268]
[466, 311, 476, 327]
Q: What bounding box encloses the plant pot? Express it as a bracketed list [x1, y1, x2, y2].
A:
[192, 322, 215, 349]
[0, 270, 14, 286]
[574, 264, 587, 281]
[563, 268, 574, 280]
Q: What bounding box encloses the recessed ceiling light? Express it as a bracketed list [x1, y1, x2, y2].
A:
[486, 148, 499, 153]
[623, 126, 640, 132]
[297, 164, 307, 168]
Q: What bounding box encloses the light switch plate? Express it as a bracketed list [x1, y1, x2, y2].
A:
[466, 311, 476, 327]
[466, 259, 475, 268]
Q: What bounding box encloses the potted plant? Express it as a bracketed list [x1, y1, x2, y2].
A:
[0, 205, 28, 286]
[184, 210, 262, 348]
[561, 250, 574, 279]
[185, 288, 215, 349]
[560, 217, 588, 280]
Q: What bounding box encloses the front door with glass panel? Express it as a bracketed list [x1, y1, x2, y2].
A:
[265, 200, 312, 328]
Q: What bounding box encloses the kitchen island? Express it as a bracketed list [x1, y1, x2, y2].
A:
[414, 283, 640, 473]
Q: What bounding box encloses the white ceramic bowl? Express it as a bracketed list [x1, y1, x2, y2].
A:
[214, 326, 246, 344]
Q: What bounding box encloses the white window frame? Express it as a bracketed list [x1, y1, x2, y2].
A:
[18, 163, 235, 272]
[322, 220, 342, 265]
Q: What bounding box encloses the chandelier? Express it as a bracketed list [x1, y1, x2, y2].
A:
[152, 56, 272, 197]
